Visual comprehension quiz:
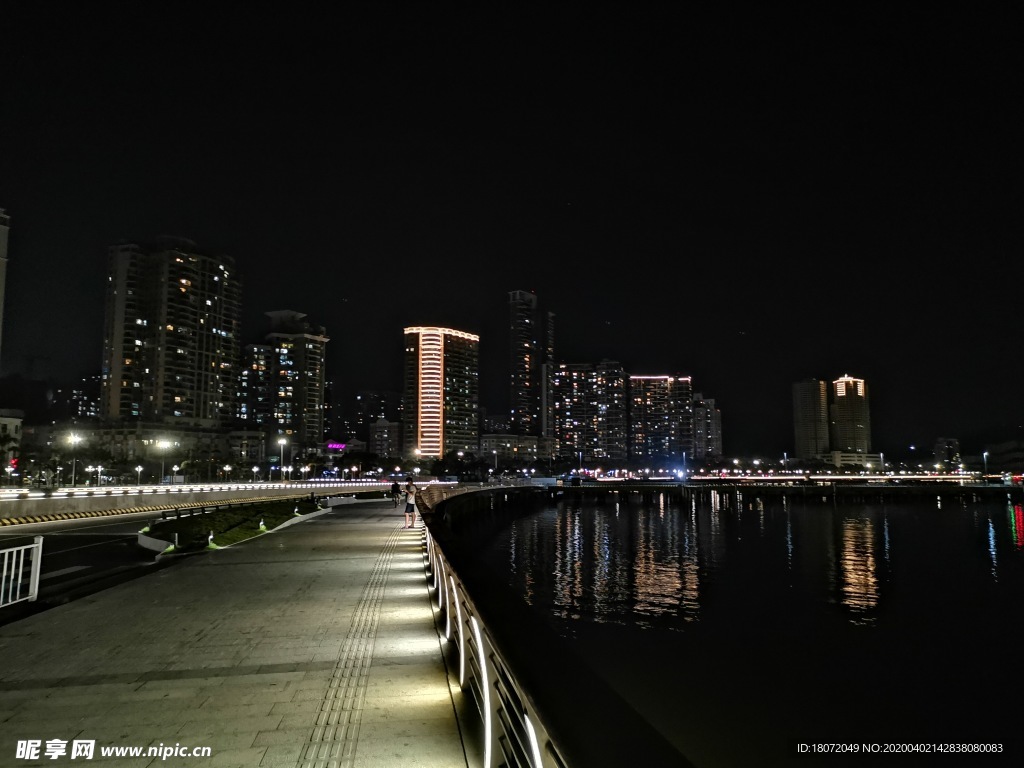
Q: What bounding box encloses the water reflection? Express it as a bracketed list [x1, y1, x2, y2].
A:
[837, 517, 880, 623]
[473, 489, 1024, 767]
[483, 490, 1024, 635]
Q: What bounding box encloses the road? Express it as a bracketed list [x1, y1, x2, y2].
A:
[0, 510, 182, 626]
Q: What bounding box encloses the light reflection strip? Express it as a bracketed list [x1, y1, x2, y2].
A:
[525, 714, 543, 768]
[471, 616, 491, 768]
[452, 576, 464, 684]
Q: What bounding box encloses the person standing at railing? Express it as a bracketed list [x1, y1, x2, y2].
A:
[403, 478, 418, 528]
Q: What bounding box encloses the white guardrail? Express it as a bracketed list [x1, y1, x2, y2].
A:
[1, 536, 43, 608]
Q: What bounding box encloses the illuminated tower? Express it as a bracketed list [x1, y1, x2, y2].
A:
[551, 360, 628, 462]
[101, 237, 242, 427]
[792, 379, 830, 459]
[263, 310, 329, 456]
[629, 374, 693, 463]
[403, 326, 479, 459]
[830, 374, 871, 454]
[508, 289, 555, 438]
[692, 393, 722, 460]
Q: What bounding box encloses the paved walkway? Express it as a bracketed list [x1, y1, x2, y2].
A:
[0, 500, 478, 767]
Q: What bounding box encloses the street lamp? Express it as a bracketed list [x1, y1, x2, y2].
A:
[983, 451, 989, 478]
[351, 465, 358, 481]
[96, 465, 104, 486]
[252, 465, 259, 483]
[223, 464, 232, 482]
[172, 464, 180, 484]
[67, 433, 83, 487]
[278, 438, 288, 478]
[135, 465, 143, 485]
[302, 464, 310, 481]
[493, 450, 498, 469]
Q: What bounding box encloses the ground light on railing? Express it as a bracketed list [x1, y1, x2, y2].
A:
[470, 616, 491, 768]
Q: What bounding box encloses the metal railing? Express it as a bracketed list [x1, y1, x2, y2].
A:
[418, 485, 693, 768]
[1, 536, 43, 608]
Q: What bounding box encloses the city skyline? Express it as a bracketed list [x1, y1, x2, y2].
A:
[0, 9, 1020, 456]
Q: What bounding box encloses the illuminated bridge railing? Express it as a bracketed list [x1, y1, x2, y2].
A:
[417, 485, 692, 768]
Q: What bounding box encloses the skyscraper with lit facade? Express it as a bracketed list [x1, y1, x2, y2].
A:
[551, 360, 628, 463]
[830, 374, 871, 454]
[629, 374, 693, 464]
[402, 326, 479, 459]
[263, 310, 329, 457]
[692, 393, 722, 460]
[100, 237, 241, 427]
[508, 289, 555, 440]
[792, 378, 830, 459]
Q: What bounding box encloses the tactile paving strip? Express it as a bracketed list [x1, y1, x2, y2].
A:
[296, 526, 400, 768]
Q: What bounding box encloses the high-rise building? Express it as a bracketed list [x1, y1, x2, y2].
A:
[629, 374, 693, 464]
[338, 389, 402, 444]
[792, 379, 830, 459]
[0, 208, 9, 374]
[368, 417, 401, 459]
[551, 360, 629, 463]
[508, 290, 555, 439]
[402, 326, 479, 459]
[933, 437, 961, 469]
[830, 374, 871, 454]
[263, 310, 329, 457]
[100, 237, 242, 428]
[238, 344, 275, 427]
[692, 393, 722, 460]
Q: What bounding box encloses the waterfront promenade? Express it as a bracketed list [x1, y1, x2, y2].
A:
[0, 500, 477, 767]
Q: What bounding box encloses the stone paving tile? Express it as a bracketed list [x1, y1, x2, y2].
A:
[259, 744, 305, 766]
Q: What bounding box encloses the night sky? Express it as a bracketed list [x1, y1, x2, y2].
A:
[1, 7, 1020, 457]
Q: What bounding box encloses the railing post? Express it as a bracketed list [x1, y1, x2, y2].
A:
[28, 536, 43, 602]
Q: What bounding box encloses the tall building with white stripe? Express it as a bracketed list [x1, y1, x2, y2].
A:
[402, 326, 479, 459]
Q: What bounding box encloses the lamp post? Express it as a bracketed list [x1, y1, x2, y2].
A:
[223, 464, 232, 482]
[157, 440, 171, 484]
[136, 465, 143, 485]
[493, 450, 498, 470]
[172, 465, 180, 484]
[252, 465, 259, 483]
[879, 452, 884, 476]
[96, 465, 104, 486]
[68, 433, 83, 487]
[983, 451, 989, 479]
[278, 438, 288, 480]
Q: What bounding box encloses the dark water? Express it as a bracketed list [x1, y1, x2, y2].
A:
[472, 489, 1024, 767]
